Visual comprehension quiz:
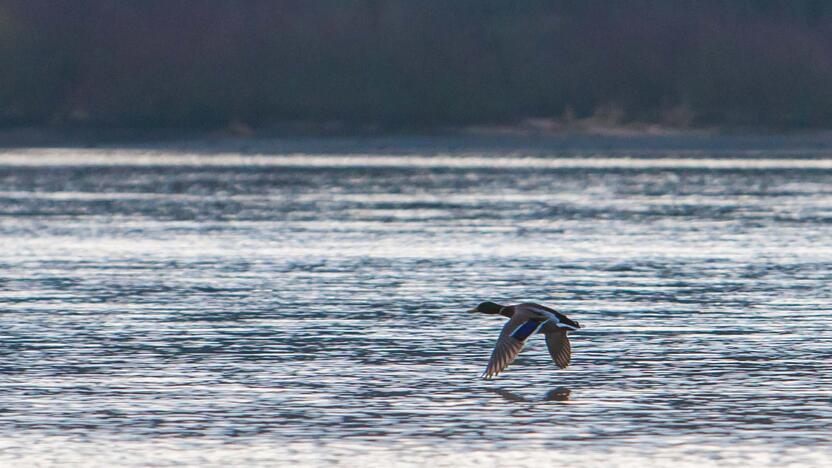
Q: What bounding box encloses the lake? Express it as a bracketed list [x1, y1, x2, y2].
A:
[1, 136, 831, 467]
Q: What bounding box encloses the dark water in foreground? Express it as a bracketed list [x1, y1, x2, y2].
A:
[1, 144, 831, 466]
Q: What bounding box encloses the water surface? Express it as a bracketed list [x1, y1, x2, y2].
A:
[1, 141, 831, 466]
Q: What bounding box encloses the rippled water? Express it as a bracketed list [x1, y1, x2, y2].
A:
[1, 140, 831, 467]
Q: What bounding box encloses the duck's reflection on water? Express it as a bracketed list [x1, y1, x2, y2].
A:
[543, 386, 571, 401]
[490, 386, 571, 403]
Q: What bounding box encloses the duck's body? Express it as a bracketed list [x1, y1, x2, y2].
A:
[470, 301, 582, 379]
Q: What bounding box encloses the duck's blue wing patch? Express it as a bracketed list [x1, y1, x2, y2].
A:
[510, 320, 542, 341]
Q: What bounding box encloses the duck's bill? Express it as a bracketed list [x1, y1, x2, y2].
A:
[467, 308, 479, 313]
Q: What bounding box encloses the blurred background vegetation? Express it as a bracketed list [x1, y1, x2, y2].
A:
[2, 0, 832, 131]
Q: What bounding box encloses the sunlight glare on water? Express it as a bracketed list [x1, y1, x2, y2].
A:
[1, 143, 831, 466]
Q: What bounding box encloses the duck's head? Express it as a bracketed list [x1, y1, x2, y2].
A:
[469, 301, 504, 315]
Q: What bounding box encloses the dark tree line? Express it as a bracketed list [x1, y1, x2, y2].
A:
[2, 0, 832, 130]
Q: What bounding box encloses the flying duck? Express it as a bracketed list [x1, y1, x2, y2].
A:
[470, 301, 582, 379]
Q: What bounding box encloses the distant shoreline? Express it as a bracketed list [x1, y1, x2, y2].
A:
[3, 122, 832, 155]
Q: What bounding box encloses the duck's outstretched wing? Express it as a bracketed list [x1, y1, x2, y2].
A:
[544, 328, 571, 369]
[482, 314, 533, 380]
[517, 303, 581, 330]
